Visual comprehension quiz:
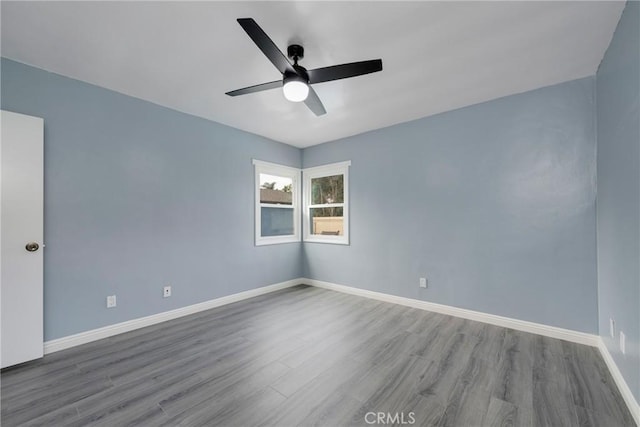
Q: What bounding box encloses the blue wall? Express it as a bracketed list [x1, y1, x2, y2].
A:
[3, 14, 634, 357]
[1, 59, 302, 340]
[303, 77, 599, 333]
[596, 1, 640, 403]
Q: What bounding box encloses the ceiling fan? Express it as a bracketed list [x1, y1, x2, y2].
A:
[226, 18, 383, 116]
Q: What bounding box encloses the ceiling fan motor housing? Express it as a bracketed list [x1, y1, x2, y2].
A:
[287, 44, 304, 62]
[285, 65, 309, 84]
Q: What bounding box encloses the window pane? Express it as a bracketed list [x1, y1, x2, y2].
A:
[311, 175, 343, 204]
[261, 207, 294, 236]
[260, 173, 293, 205]
[310, 207, 343, 235]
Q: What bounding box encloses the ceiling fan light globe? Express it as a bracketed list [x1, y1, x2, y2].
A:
[283, 81, 309, 102]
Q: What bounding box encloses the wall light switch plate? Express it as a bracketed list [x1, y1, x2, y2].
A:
[419, 278, 427, 288]
[610, 318, 615, 338]
[620, 331, 626, 355]
[107, 295, 116, 308]
[163, 286, 172, 298]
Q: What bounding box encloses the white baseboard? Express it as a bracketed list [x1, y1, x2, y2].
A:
[44, 277, 599, 352]
[303, 278, 640, 424]
[303, 278, 600, 347]
[43, 278, 301, 354]
[597, 339, 640, 426]
[42, 276, 638, 424]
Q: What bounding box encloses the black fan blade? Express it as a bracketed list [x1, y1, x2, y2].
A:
[237, 18, 294, 75]
[226, 80, 281, 97]
[304, 86, 326, 116]
[308, 59, 382, 84]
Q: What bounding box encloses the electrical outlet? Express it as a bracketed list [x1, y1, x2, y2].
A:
[106, 295, 117, 308]
[419, 277, 427, 288]
[610, 318, 615, 338]
[163, 286, 172, 298]
[620, 331, 626, 355]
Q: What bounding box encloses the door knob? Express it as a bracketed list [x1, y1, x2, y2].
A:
[25, 242, 39, 252]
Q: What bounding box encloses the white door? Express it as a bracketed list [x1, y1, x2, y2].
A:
[1, 110, 44, 368]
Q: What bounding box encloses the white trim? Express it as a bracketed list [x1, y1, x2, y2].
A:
[302, 160, 351, 175]
[252, 159, 300, 171]
[303, 278, 600, 347]
[597, 338, 640, 425]
[305, 278, 640, 422]
[303, 237, 350, 245]
[308, 203, 344, 209]
[260, 204, 294, 209]
[254, 159, 301, 246]
[254, 236, 300, 246]
[303, 161, 350, 245]
[43, 279, 301, 354]
[42, 275, 639, 424]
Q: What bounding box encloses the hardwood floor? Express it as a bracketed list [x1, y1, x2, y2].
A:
[1, 285, 635, 426]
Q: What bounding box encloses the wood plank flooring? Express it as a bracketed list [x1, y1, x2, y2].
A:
[1, 285, 635, 426]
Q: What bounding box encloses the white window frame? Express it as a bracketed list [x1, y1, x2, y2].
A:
[303, 161, 351, 245]
[253, 159, 301, 246]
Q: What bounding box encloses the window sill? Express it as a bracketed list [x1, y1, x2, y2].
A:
[303, 237, 350, 245]
[255, 236, 301, 246]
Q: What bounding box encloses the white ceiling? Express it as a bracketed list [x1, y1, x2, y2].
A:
[1, 1, 625, 148]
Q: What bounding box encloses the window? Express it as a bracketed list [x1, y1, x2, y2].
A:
[303, 161, 350, 244]
[253, 160, 300, 246]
